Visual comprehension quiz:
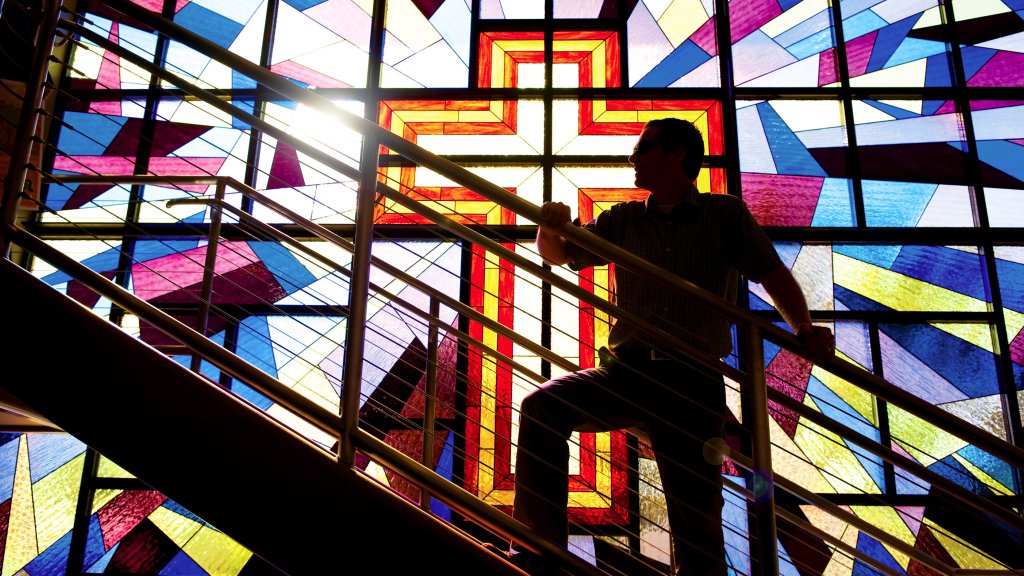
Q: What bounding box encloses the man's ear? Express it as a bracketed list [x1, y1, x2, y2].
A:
[669, 145, 687, 171]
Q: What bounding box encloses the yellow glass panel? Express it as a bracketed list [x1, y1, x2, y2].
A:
[181, 525, 253, 576]
[834, 253, 988, 312]
[888, 404, 968, 466]
[69, 43, 104, 79]
[659, 0, 712, 46]
[770, 412, 835, 493]
[813, 357, 878, 426]
[493, 40, 544, 52]
[796, 397, 881, 494]
[149, 505, 203, 548]
[91, 488, 122, 513]
[34, 452, 85, 552]
[3, 437, 37, 576]
[849, 505, 917, 569]
[551, 40, 604, 51]
[98, 455, 135, 478]
[390, 110, 462, 122]
[457, 110, 503, 123]
[932, 322, 996, 353]
[927, 519, 1007, 569]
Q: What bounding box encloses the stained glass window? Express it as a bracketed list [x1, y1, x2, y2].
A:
[14, 0, 1024, 573]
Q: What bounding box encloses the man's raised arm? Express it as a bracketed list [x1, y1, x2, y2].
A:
[535, 201, 573, 266]
[758, 263, 835, 363]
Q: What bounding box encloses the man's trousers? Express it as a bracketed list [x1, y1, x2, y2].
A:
[512, 349, 728, 576]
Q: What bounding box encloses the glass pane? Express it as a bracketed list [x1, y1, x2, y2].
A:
[994, 246, 1024, 391]
[736, 99, 854, 227]
[627, 0, 720, 87]
[841, 0, 951, 88]
[383, 0, 471, 87]
[66, 15, 158, 91]
[480, 0, 544, 19]
[971, 100, 1024, 225]
[853, 99, 976, 227]
[271, 0, 372, 88]
[729, 0, 835, 87]
[166, 0, 267, 90]
[952, 0, 1024, 87]
[832, 244, 990, 312]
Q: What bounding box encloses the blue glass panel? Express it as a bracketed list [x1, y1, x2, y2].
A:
[853, 533, 907, 576]
[636, 40, 711, 87]
[24, 530, 73, 576]
[890, 246, 988, 302]
[174, 3, 244, 49]
[881, 323, 1000, 398]
[248, 242, 318, 295]
[27, 434, 86, 483]
[757, 103, 827, 177]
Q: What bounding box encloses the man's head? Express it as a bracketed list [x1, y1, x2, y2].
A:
[641, 117, 705, 181]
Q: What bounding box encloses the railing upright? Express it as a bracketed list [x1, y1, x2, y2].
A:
[422, 296, 441, 511]
[745, 326, 779, 576]
[339, 133, 381, 467]
[191, 180, 225, 373]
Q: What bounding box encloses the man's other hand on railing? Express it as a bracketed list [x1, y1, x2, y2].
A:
[796, 323, 836, 364]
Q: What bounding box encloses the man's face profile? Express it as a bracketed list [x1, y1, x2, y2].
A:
[628, 126, 686, 193]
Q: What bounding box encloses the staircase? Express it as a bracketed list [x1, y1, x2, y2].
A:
[1, 257, 520, 576]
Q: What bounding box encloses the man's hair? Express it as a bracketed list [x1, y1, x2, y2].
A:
[645, 117, 705, 181]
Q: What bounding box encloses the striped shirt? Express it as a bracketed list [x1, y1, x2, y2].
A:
[564, 189, 782, 357]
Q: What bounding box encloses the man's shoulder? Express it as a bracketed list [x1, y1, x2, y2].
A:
[695, 192, 752, 214]
[603, 199, 647, 218]
[696, 192, 744, 206]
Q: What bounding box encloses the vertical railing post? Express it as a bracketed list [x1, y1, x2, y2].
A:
[190, 180, 225, 373]
[746, 324, 779, 576]
[420, 296, 440, 511]
[339, 131, 380, 467]
[2, 0, 62, 258]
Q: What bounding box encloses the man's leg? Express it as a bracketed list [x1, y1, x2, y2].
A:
[513, 365, 627, 550]
[646, 363, 728, 576]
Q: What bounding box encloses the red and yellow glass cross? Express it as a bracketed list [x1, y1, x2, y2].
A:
[478, 30, 620, 88]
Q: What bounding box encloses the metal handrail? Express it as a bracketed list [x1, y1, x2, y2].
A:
[69, 0, 1024, 478]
